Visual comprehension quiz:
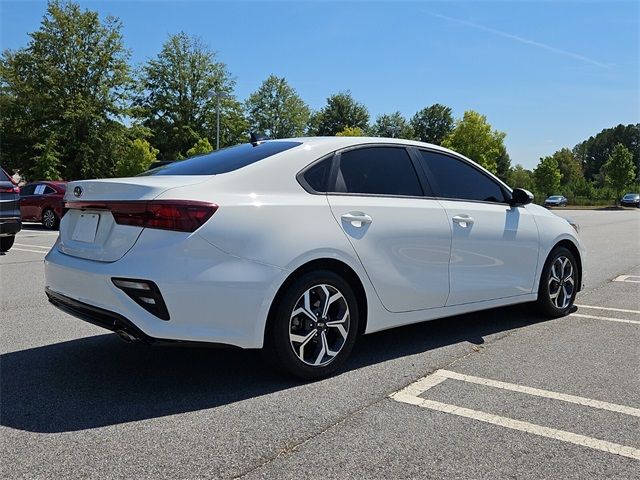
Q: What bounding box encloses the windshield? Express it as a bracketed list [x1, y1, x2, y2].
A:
[142, 141, 302, 176]
[548, 196, 563, 200]
[623, 193, 639, 199]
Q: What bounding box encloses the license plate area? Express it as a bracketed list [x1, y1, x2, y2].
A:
[72, 213, 100, 243]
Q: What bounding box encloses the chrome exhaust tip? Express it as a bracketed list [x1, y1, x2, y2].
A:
[116, 329, 138, 343]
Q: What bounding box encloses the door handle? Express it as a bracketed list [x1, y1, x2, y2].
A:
[452, 215, 474, 227]
[341, 212, 372, 227]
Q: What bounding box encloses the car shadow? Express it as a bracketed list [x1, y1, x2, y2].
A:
[1, 304, 553, 433]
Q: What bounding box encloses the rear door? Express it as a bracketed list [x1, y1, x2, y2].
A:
[417, 150, 539, 305]
[19, 184, 39, 219]
[325, 146, 451, 313]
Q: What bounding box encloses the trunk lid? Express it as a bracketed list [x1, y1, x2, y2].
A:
[59, 176, 207, 262]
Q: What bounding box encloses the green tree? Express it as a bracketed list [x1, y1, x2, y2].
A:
[30, 135, 62, 180]
[309, 91, 369, 136]
[0, 0, 132, 180]
[185, 137, 213, 157]
[370, 112, 415, 139]
[551, 148, 583, 186]
[507, 164, 534, 191]
[603, 143, 636, 202]
[335, 126, 365, 137]
[534, 155, 562, 199]
[115, 138, 158, 177]
[410, 104, 454, 145]
[573, 124, 639, 181]
[441, 111, 506, 174]
[245, 75, 310, 138]
[495, 146, 512, 182]
[137, 32, 239, 159]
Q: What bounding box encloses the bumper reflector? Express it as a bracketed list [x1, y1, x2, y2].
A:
[112, 278, 170, 320]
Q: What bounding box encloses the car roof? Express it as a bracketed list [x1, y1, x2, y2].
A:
[282, 136, 451, 153]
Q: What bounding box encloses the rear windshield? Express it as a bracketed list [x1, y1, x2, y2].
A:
[142, 141, 302, 176]
[0, 168, 11, 182]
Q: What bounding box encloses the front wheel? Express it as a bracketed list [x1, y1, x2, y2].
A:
[266, 270, 360, 380]
[536, 247, 578, 317]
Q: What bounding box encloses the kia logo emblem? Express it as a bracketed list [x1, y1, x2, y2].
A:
[73, 186, 83, 198]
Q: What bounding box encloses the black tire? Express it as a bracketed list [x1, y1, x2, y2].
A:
[536, 246, 578, 317]
[42, 208, 59, 230]
[0, 235, 15, 253]
[266, 270, 360, 380]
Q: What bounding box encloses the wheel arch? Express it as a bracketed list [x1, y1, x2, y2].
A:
[264, 258, 369, 344]
[551, 239, 583, 292]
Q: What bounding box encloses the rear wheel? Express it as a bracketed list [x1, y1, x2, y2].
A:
[266, 270, 359, 380]
[0, 236, 15, 252]
[536, 247, 578, 317]
[42, 208, 59, 229]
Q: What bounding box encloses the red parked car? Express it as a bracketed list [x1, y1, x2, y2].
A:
[19, 181, 67, 229]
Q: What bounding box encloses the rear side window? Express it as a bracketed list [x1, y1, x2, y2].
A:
[334, 147, 423, 197]
[44, 186, 56, 194]
[144, 141, 301, 176]
[0, 168, 10, 182]
[301, 157, 332, 192]
[20, 184, 36, 196]
[419, 151, 507, 203]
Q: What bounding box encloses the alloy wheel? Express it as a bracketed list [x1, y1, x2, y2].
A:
[548, 256, 575, 309]
[43, 210, 56, 229]
[289, 284, 350, 367]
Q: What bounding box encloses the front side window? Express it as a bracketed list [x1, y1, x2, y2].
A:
[333, 147, 423, 197]
[419, 151, 506, 203]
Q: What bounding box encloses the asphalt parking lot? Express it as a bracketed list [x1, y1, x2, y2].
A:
[1, 209, 639, 479]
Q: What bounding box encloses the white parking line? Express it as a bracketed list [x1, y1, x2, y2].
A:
[390, 370, 640, 461]
[11, 247, 48, 254]
[14, 243, 50, 250]
[433, 370, 640, 416]
[576, 304, 640, 315]
[570, 313, 640, 326]
[613, 275, 640, 283]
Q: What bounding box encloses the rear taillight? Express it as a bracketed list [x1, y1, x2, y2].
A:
[65, 200, 218, 232]
[0, 185, 19, 194]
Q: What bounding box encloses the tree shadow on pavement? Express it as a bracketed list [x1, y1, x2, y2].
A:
[1, 304, 551, 433]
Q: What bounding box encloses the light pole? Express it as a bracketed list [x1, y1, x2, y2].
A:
[207, 90, 229, 150]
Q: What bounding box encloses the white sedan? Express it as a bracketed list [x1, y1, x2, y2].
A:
[45, 137, 584, 379]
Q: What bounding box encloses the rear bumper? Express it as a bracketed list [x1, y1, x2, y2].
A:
[44, 231, 287, 348]
[0, 217, 21, 236]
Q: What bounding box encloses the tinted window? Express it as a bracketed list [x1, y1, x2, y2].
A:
[0, 169, 10, 182]
[302, 157, 332, 192]
[20, 184, 36, 196]
[419, 151, 506, 203]
[334, 147, 423, 197]
[143, 141, 301, 176]
[44, 186, 56, 194]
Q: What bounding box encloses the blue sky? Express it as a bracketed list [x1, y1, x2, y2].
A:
[1, 0, 638, 169]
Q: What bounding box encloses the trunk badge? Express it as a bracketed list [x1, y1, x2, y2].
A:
[73, 186, 83, 198]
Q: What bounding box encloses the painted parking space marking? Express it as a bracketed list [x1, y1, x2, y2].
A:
[390, 369, 640, 460]
[576, 304, 640, 315]
[14, 243, 50, 251]
[613, 275, 640, 283]
[12, 248, 49, 254]
[570, 313, 640, 326]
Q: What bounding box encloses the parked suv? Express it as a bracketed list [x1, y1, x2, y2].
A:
[19, 181, 67, 229]
[0, 167, 21, 252]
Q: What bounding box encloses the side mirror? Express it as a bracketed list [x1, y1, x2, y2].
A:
[510, 188, 534, 206]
